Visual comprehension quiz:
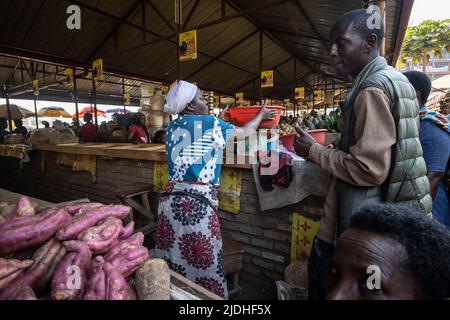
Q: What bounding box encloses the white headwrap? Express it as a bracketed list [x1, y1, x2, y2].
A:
[163, 80, 198, 115]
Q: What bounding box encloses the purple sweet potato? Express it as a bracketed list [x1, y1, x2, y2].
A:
[0, 239, 63, 300]
[10, 196, 35, 218]
[77, 217, 123, 254]
[11, 287, 38, 300]
[51, 241, 92, 300]
[119, 222, 135, 240]
[83, 266, 106, 300]
[0, 209, 71, 255]
[0, 216, 5, 225]
[35, 245, 67, 293]
[103, 233, 145, 262]
[56, 205, 131, 241]
[107, 246, 149, 279]
[65, 203, 103, 217]
[104, 263, 128, 300]
[0, 258, 33, 291]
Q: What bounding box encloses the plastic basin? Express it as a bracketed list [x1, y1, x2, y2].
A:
[280, 133, 296, 152]
[226, 106, 284, 129]
[308, 129, 327, 145]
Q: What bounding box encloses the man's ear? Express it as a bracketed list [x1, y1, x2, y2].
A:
[416, 91, 422, 105]
[366, 34, 378, 52]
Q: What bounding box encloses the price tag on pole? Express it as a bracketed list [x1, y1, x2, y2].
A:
[92, 58, 104, 81]
[124, 93, 131, 106]
[33, 80, 40, 96]
[66, 69, 74, 88]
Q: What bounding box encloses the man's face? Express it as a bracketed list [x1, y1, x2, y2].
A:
[329, 22, 370, 78]
[327, 229, 421, 300]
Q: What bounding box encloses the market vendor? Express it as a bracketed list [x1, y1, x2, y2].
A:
[12, 119, 28, 138]
[0, 118, 10, 143]
[79, 113, 97, 142]
[154, 80, 275, 299]
[128, 112, 150, 144]
[41, 121, 50, 128]
[153, 129, 166, 144]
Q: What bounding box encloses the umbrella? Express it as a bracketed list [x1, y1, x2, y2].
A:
[73, 106, 106, 119]
[0, 104, 35, 119]
[38, 107, 72, 118]
[106, 108, 131, 114]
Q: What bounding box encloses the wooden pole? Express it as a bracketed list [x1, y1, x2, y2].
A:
[122, 77, 126, 113]
[5, 95, 12, 132]
[259, 30, 263, 103]
[34, 95, 39, 129]
[73, 68, 80, 126]
[92, 78, 98, 128]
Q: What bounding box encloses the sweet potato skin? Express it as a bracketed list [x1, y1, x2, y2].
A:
[103, 233, 144, 262]
[119, 222, 135, 240]
[0, 209, 71, 255]
[107, 246, 149, 279]
[11, 287, 38, 300]
[77, 217, 123, 254]
[56, 205, 131, 241]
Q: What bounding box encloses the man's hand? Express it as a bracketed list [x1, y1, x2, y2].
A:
[294, 124, 316, 158]
[260, 105, 276, 120]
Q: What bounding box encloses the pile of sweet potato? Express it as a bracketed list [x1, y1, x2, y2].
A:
[0, 197, 149, 300]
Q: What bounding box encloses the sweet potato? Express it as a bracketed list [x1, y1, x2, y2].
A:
[10, 196, 35, 218]
[77, 217, 123, 254]
[0, 258, 33, 291]
[119, 221, 135, 240]
[0, 216, 5, 225]
[83, 265, 106, 300]
[65, 203, 103, 217]
[56, 205, 131, 241]
[0, 239, 63, 300]
[103, 233, 145, 262]
[35, 245, 67, 293]
[104, 263, 128, 300]
[11, 287, 38, 300]
[83, 263, 128, 300]
[0, 209, 71, 255]
[51, 241, 92, 300]
[107, 246, 149, 279]
[88, 256, 105, 278]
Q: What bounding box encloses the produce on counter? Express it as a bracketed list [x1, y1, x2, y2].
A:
[0, 239, 63, 299]
[276, 123, 295, 136]
[51, 241, 92, 300]
[84, 263, 128, 300]
[135, 259, 171, 300]
[0, 258, 33, 290]
[0, 197, 156, 301]
[11, 287, 38, 300]
[0, 208, 71, 255]
[56, 205, 131, 241]
[77, 217, 123, 254]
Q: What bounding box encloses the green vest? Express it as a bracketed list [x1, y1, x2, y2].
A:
[337, 57, 432, 235]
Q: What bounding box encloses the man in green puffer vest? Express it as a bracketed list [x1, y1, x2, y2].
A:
[294, 9, 432, 300]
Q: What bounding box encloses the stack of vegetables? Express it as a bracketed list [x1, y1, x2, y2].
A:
[282, 110, 340, 133]
[0, 197, 149, 300]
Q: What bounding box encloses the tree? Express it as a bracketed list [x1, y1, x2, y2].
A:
[399, 20, 450, 72]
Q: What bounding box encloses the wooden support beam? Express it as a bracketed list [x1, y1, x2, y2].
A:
[182, 0, 201, 31]
[147, 0, 177, 33]
[294, 0, 329, 51]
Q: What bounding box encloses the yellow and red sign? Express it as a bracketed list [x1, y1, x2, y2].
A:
[235, 92, 244, 105]
[261, 70, 274, 88]
[92, 59, 104, 81]
[295, 87, 305, 100]
[179, 30, 197, 62]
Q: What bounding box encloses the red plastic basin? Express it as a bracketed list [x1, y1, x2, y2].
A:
[308, 129, 327, 145]
[280, 133, 296, 152]
[226, 106, 284, 129]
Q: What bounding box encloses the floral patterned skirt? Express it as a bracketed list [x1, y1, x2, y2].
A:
[155, 181, 228, 299]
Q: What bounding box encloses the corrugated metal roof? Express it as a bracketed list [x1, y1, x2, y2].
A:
[0, 0, 412, 103]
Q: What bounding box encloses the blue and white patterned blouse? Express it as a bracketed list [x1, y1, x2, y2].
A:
[166, 115, 235, 185]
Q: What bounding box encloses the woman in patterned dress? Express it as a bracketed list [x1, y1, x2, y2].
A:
[155, 81, 275, 298]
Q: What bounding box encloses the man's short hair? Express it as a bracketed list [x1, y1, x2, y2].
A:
[404, 71, 432, 104]
[0, 117, 7, 125]
[350, 204, 450, 299]
[332, 9, 385, 48]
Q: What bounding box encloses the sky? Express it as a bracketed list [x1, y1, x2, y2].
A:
[1, 0, 449, 118]
[408, 0, 450, 25]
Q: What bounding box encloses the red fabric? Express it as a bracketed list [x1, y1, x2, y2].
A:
[79, 123, 97, 142]
[129, 125, 148, 144]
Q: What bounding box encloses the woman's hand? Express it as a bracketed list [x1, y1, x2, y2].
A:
[260, 105, 276, 121]
[219, 106, 231, 122]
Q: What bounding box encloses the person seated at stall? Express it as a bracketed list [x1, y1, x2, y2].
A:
[12, 119, 28, 137]
[128, 112, 150, 144]
[328, 203, 450, 300]
[0, 118, 10, 143]
[79, 113, 97, 142]
[154, 80, 276, 299]
[41, 121, 50, 128]
[152, 129, 166, 144]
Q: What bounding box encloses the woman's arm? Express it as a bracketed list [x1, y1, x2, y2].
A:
[229, 106, 276, 140]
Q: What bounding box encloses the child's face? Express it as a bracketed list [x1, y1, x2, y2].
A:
[161, 135, 166, 144]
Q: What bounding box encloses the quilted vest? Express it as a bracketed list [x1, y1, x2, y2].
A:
[337, 57, 432, 234]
